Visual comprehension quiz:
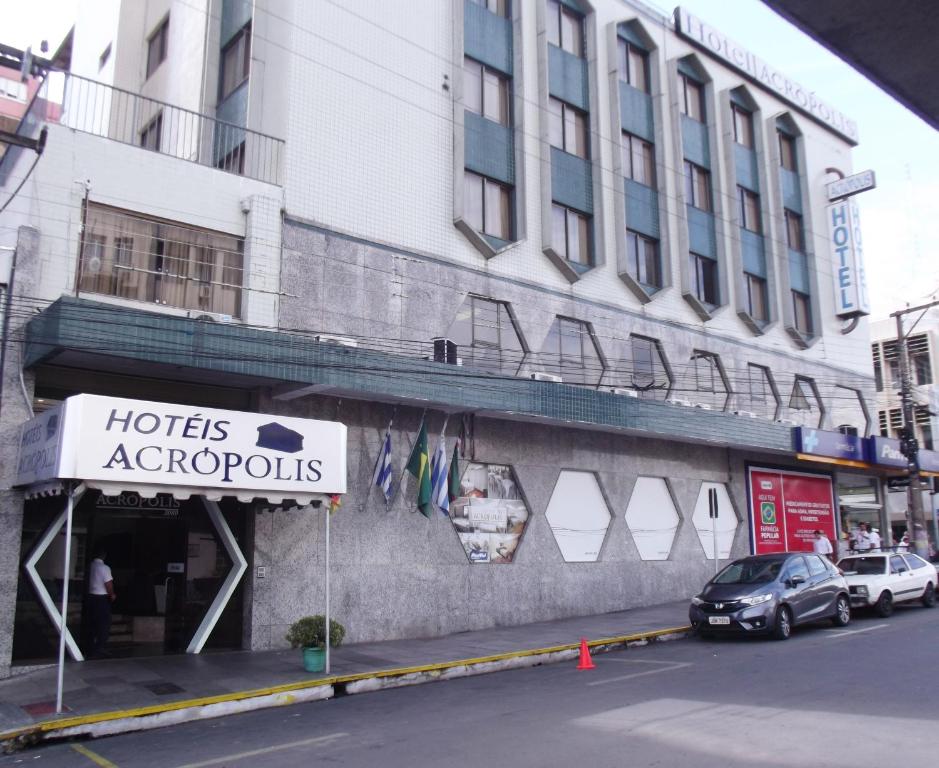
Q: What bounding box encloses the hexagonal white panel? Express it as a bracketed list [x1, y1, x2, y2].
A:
[691, 482, 738, 560]
[625, 477, 679, 560]
[545, 471, 611, 562]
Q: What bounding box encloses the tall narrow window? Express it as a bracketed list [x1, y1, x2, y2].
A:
[146, 16, 169, 79]
[547, 0, 584, 58]
[679, 75, 704, 122]
[738, 187, 761, 233]
[140, 113, 163, 151]
[785, 210, 804, 250]
[626, 231, 660, 289]
[464, 171, 512, 240]
[621, 133, 654, 187]
[745, 273, 768, 323]
[464, 57, 510, 126]
[793, 291, 812, 335]
[690, 253, 718, 305]
[779, 132, 797, 171]
[469, 0, 509, 17]
[549, 98, 588, 158]
[221, 24, 251, 100]
[617, 38, 649, 93]
[552, 204, 590, 265]
[732, 104, 754, 148]
[684, 161, 711, 211]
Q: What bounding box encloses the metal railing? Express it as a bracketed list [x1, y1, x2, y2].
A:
[0, 71, 284, 186]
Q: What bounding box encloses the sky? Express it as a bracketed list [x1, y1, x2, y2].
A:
[5, 0, 939, 321]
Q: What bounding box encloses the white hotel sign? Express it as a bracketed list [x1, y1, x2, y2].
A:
[675, 8, 859, 144]
[828, 199, 870, 319]
[16, 394, 347, 496]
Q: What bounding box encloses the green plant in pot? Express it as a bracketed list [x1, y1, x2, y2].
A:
[286, 615, 345, 673]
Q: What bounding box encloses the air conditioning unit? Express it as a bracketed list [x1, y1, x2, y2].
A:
[694, 403, 713, 410]
[530, 372, 563, 383]
[734, 410, 757, 418]
[610, 387, 639, 398]
[314, 334, 359, 348]
[186, 310, 233, 323]
[666, 397, 693, 407]
[432, 337, 458, 364]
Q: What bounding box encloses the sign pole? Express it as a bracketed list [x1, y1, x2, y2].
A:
[56, 483, 75, 714]
[325, 500, 330, 675]
[709, 487, 719, 574]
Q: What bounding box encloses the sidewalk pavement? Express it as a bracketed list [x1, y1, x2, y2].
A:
[0, 600, 690, 750]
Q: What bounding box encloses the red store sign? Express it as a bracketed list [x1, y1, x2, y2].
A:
[747, 467, 837, 555]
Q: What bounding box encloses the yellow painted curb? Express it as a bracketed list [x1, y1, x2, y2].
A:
[0, 624, 691, 744]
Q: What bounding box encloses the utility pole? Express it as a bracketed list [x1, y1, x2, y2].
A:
[893, 299, 939, 559]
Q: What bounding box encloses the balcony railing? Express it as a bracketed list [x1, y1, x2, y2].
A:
[0, 71, 284, 186]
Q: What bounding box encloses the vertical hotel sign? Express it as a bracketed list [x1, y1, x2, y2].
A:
[747, 467, 837, 555]
[828, 198, 870, 318]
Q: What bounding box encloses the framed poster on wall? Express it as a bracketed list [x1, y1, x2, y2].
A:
[746, 466, 837, 555]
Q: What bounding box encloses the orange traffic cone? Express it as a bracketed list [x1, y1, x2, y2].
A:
[576, 637, 595, 670]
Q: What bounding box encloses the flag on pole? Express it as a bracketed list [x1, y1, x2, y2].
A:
[371, 425, 394, 503]
[328, 494, 341, 515]
[405, 420, 433, 518]
[430, 432, 449, 516]
[447, 439, 461, 504]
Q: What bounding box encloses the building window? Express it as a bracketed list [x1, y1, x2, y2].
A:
[139, 113, 163, 152]
[789, 377, 816, 411]
[745, 273, 768, 323]
[617, 38, 649, 93]
[464, 57, 510, 126]
[552, 204, 591, 265]
[626, 230, 660, 289]
[785, 210, 804, 251]
[0, 77, 28, 102]
[216, 141, 245, 175]
[747, 363, 769, 404]
[621, 132, 654, 187]
[692, 352, 720, 393]
[690, 252, 718, 306]
[221, 24, 251, 100]
[468, 0, 509, 17]
[79, 203, 244, 317]
[732, 104, 754, 148]
[684, 161, 711, 211]
[679, 74, 704, 122]
[546, 0, 584, 58]
[792, 290, 812, 335]
[873, 356, 884, 392]
[448, 295, 524, 375]
[908, 334, 933, 385]
[549, 98, 588, 158]
[98, 43, 112, 71]
[146, 16, 169, 79]
[779, 132, 797, 171]
[464, 171, 512, 240]
[738, 187, 761, 233]
[541, 316, 598, 384]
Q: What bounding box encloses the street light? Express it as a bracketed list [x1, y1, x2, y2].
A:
[893, 299, 939, 559]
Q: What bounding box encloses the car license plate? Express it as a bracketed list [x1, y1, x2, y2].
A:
[708, 616, 731, 625]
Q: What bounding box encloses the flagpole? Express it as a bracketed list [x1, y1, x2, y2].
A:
[325, 496, 330, 675]
[362, 407, 398, 513]
[388, 409, 427, 509]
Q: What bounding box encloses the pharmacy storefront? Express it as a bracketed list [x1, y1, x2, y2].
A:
[12, 395, 345, 664]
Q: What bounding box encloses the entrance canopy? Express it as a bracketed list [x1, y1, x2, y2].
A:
[15, 394, 348, 504]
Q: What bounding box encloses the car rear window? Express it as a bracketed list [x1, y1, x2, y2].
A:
[838, 556, 886, 575]
[902, 554, 929, 570]
[806, 554, 828, 576]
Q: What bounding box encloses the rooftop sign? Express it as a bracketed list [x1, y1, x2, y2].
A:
[675, 8, 859, 144]
[826, 170, 876, 201]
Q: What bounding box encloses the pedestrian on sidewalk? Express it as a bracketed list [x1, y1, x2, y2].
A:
[85, 547, 117, 658]
[812, 530, 834, 562]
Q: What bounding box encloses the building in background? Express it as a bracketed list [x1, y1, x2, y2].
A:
[0, 0, 884, 675]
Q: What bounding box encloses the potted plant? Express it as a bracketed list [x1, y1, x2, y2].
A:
[286, 615, 345, 672]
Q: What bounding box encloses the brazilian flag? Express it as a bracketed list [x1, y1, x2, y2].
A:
[406, 421, 433, 518]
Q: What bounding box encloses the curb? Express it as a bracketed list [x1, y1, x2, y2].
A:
[0, 624, 691, 751]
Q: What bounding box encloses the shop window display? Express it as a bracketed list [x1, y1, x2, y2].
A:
[449, 463, 529, 563]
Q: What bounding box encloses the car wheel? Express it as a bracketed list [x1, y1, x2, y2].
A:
[922, 583, 936, 608]
[832, 594, 851, 626]
[875, 591, 893, 618]
[772, 605, 792, 640]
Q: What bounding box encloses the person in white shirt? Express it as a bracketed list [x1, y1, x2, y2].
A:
[86, 548, 116, 658]
[854, 523, 872, 552]
[812, 530, 834, 561]
[868, 526, 882, 551]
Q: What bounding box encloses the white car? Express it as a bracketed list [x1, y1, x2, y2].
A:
[837, 552, 938, 617]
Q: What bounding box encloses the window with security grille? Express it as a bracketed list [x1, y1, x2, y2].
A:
[447, 295, 525, 376]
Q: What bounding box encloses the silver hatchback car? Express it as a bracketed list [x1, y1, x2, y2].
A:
[689, 552, 851, 640]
